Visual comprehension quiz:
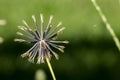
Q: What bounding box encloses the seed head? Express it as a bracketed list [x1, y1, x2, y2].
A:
[15, 14, 69, 64]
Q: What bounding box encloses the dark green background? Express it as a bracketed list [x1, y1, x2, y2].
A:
[0, 0, 120, 80]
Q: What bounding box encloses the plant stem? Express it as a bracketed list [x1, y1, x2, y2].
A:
[91, 0, 120, 51]
[46, 57, 56, 80]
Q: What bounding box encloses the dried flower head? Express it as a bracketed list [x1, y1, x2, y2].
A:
[15, 14, 69, 64]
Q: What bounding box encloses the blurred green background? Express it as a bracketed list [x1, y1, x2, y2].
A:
[0, 0, 120, 80]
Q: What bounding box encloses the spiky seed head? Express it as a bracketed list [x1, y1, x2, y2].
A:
[15, 14, 69, 64]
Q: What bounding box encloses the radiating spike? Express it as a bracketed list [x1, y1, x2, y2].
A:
[45, 15, 53, 35]
[63, 41, 69, 44]
[57, 22, 62, 27]
[59, 46, 65, 49]
[35, 30, 40, 38]
[28, 52, 32, 57]
[16, 32, 23, 36]
[40, 14, 43, 23]
[37, 42, 42, 64]
[41, 54, 45, 63]
[32, 15, 36, 23]
[18, 26, 39, 40]
[52, 52, 59, 60]
[32, 44, 38, 57]
[18, 26, 35, 39]
[58, 48, 64, 53]
[21, 52, 29, 58]
[22, 20, 32, 31]
[48, 22, 62, 35]
[40, 14, 44, 39]
[28, 57, 34, 63]
[14, 38, 26, 42]
[48, 42, 64, 53]
[45, 42, 59, 59]
[32, 15, 39, 30]
[28, 53, 36, 63]
[50, 40, 69, 44]
[28, 45, 38, 63]
[45, 22, 62, 38]
[46, 51, 51, 60]
[23, 43, 38, 57]
[46, 27, 65, 39]
[37, 57, 42, 64]
[21, 43, 38, 59]
[57, 27, 65, 33]
[49, 15, 53, 24]
[22, 20, 29, 27]
[18, 26, 26, 31]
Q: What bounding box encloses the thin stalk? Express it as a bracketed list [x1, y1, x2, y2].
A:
[91, 0, 120, 51]
[46, 57, 56, 80]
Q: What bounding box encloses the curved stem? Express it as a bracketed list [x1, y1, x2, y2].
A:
[91, 0, 120, 51]
[46, 58, 56, 80]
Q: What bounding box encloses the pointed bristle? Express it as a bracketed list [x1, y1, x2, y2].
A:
[56, 22, 62, 27]
[59, 46, 65, 49]
[21, 52, 29, 58]
[14, 38, 25, 42]
[63, 40, 69, 44]
[57, 27, 65, 34]
[53, 52, 59, 60]
[16, 32, 23, 35]
[40, 14, 43, 23]
[37, 58, 40, 64]
[58, 48, 64, 53]
[37, 58, 45, 64]
[22, 20, 28, 26]
[18, 26, 24, 30]
[49, 15, 53, 24]
[32, 15, 36, 23]
[47, 52, 51, 60]
[28, 56, 34, 63]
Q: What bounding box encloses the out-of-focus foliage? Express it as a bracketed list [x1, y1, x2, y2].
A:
[0, 37, 3, 44]
[35, 69, 46, 80]
[0, 0, 120, 80]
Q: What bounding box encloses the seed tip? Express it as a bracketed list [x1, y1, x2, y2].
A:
[64, 40, 69, 44]
[40, 14, 44, 23]
[32, 15, 36, 22]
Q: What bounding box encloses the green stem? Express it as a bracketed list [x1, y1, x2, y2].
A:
[46, 58, 56, 80]
[91, 0, 120, 51]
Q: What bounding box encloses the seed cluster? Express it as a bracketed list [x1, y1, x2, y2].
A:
[15, 14, 69, 64]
